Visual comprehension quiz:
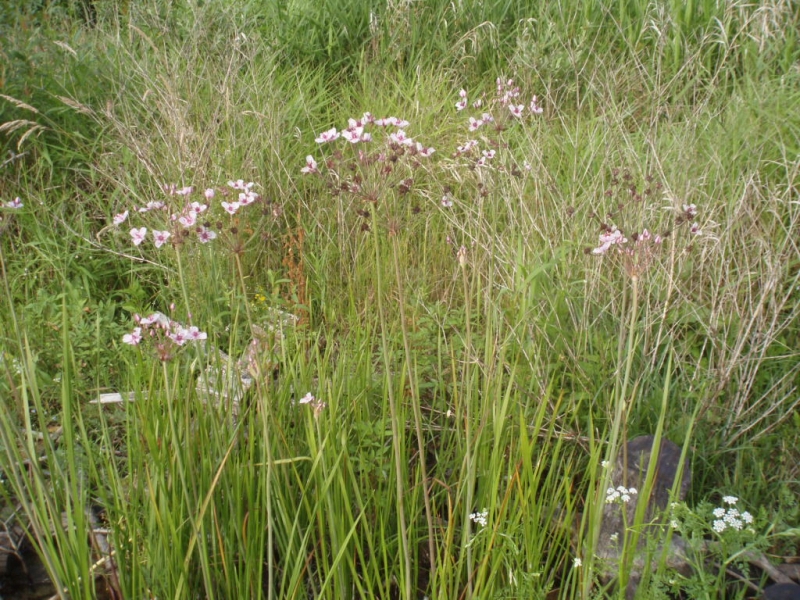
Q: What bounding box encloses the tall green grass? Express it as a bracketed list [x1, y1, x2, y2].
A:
[1, 0, 799, 598]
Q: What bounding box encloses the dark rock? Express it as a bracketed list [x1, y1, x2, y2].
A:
[764, 583, 800, 600]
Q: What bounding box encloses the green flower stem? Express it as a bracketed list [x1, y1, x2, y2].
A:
[372, 225, 411, 599]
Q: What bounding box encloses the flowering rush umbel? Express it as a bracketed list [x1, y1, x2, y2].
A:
[122, 311, 207, 361]
[301, 112, 435, 179]
[111, 179, 263, 249]
[452, 77, 544, 170]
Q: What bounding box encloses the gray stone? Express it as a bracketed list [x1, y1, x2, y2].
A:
[597, 435, 692, 598]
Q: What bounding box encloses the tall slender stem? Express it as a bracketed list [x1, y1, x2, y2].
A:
[460, 250, 475, 597]
[584, 274, 640, 597]
[373, 226, 411, 599]
[391, 236, 436, 584]
[234, 253, 273, 600]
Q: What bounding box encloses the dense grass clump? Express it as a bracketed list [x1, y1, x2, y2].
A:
[1, 1, 799, 598]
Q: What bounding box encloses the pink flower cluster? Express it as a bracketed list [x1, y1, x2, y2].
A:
[302, 112, 435, 175]
[298, 392, 326, 416]
[4, 197, 23, 209]
[452, 77, 543, 169]
[456, 78, 544, 131]
[112, 179, 262, 248]
[122, 311, 207, 359]
[591, 227, 662, 256]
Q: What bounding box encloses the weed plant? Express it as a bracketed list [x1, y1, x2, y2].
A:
[1, 1, 799, 598]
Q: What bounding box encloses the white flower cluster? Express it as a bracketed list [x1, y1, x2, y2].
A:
[606, 485, 638, 504]
[711, 496, 753, 533]
[469, 510, 488, 528]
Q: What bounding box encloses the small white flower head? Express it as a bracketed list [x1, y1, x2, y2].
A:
[713, 507, 726, 518]
[722, 495, 738, 505]
[609, 532, 619, 543]
[713, 519, 727, 533]
[573, 557, 582, 569]
[606, 485, 637, 504]
[601, 460, 610, 469]
[299, 392, 315, 404]
[469, 510, 488, 528]
[742, 511, 753, 524]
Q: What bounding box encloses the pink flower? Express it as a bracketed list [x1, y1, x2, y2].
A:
[152, 230, 171, 248]
[441, 195, 453, 208]
[204, 188, 215, 200]
[197, 226, 217, 243]
[342, 127, 364, 143]
[481, 112, 494, 123]
[683, 204, 698, 218]
[113, 210, 129, 225]
[190, 201, 208, 214]
[389, 129, 413, 146]
[472, 99, 483, 108]
[138, 201, 165, 213]
[468, 117, 483, 132]
[416, 143, 435, 157]
[362, 112, 374, 123]
[315, 127, 340, 143]
[482, 149, 496, 160]
[456, 90, 468, 110]
[592, 228, 627, 255]
[185, 326, 207, 341]
[175, 186, 193, 196]
[509, 104, 524, 118]
[122, 327, 142, 345]
[523, 160, 532, 171]
[359, 132, 372, 142]
[529, 96, 543, 114]
[238, 191, 258, 206]
[690, 222, 702, 235]
[227, 179, 254, 191]
[168, 328, 188, 346]
[394, 118, 410, 128]
[130, 227, 147, 246]
[457, 140, 479, 153]
[178, 212, 197, 228]
[301, 155, 318, 174]
[221, 201, 240, 215]
[299, 392, 315, 404]
[140, 312, 170, 327]
[5, 197, 23, 209]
